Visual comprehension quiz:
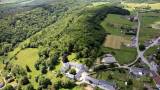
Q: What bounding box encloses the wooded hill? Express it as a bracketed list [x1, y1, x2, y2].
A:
[27, 5, 130, 67]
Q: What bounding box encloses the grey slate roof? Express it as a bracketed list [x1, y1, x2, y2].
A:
[101, 54, 117, 64]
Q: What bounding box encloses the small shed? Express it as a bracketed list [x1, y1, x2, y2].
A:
[0, 82, 4, 88]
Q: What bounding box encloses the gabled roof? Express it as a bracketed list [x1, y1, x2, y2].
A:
[101, 54, 117, 64]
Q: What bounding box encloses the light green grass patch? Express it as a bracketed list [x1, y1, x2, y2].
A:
[68, 53, 77, 61]
[12, 48, 40, 88]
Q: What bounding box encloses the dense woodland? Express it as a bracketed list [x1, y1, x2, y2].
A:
[0, 0, 87, 56]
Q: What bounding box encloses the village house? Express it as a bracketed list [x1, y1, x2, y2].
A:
[147, 55, 156, 62]
[84, 76, 116, 90]
[101, 54, 117, 65]
[128, 16, 138, 22]
[144, 39, 154, 47]
[125, 28, 137, 35]
[158, 39, 160, 44]
[129, 67, 149, 77]
[61, 62, 87, 80]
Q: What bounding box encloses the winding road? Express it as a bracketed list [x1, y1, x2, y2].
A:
[135, 12, 160, 89]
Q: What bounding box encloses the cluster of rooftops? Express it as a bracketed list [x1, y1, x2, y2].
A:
[61, 62, 87, 80]
[61, 62, 116, 90]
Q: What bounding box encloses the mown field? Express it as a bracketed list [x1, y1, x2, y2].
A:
[139, 12, 160, 44]
[103, 35, 131, 49]
[122, 2, 160, 11]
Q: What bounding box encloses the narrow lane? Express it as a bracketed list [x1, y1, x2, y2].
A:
[136, 11, 160, 89]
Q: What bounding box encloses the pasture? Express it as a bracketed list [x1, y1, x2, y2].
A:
[139, 12, 160, 44]
[12, 48, 40, 88]
[13, 48, 39, 69]
[101, 14, 135, 36]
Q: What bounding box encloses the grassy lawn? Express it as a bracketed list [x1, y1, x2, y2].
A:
[139, 12, 160, 44]
[101, 46, 137, 65]
[93, 69, 155, 90]
[13, 48, 39, 69]
[7, 31, 42, 60]
[67, 53, 77, 61]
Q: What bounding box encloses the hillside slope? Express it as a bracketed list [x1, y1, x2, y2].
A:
[28, 5, 130, 67]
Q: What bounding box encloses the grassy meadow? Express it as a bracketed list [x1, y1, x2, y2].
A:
[139, 12, 160, 44]
[101, 14, 135, 36]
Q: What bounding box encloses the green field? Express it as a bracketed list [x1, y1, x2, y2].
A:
[101, 47, 137, 65]
[101, 14, 135, 36]
[93, 69, 155, 90]
[139, 12, 160, 44]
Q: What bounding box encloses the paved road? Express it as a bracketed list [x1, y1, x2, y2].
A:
[135, 12, 160, 89]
